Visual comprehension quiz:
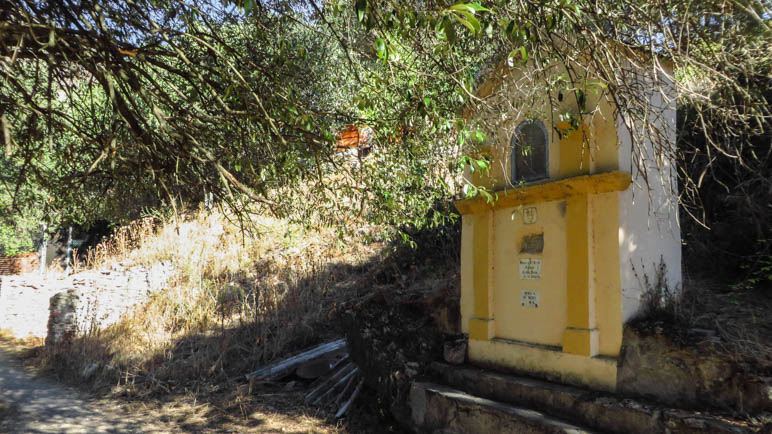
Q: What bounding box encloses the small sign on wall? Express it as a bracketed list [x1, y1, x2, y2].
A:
[523, 207, 537, 224]
[521, 290, 540, 308]
[520, 233, 544, 254]
[519, 258, 542, 280]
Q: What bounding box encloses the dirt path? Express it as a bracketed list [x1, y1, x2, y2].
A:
[0, 350, 176, 433]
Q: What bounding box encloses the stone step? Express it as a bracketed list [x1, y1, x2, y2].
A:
[410, 382, 594, 434]
[430, 362, 750, 433]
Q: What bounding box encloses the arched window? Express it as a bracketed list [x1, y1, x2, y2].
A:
[510, 119, 549, 183]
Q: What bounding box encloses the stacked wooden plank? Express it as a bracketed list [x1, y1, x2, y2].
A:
[245, 339, 363, 418]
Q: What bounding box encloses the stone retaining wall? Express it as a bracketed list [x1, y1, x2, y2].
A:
[0, 262, 174, 341]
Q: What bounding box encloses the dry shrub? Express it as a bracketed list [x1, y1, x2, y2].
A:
[637, 259, 683, 324]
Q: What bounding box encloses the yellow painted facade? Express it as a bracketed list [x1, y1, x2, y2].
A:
[492, 200, 567, 346]
[455, 57, 679, 391]
[458, 174, 631, 391]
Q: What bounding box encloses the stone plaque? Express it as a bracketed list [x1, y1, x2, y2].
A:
[520, 233, 544, 254]
[523, 207, 537, 224]
[520, 290, 540, 308]
[519, 258, 542, 280]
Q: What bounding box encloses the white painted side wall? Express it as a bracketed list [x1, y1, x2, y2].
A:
[617, 68, 682, 323]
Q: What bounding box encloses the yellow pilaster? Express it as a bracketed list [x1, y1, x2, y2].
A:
[469, 210, 495, 340]
[563, 193, 598, 356]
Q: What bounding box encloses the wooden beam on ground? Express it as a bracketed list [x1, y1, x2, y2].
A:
[305, 362, 355, 403]
[245, 339, 346, 381]
[335, 379, 364, 418]
[335, 370, 360, 406]
[312, 367, 359, 405]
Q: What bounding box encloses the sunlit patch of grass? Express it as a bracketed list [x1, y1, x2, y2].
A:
[0, 329, 42, 357]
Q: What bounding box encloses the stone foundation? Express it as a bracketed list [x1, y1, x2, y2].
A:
[617, 326, 772, 413]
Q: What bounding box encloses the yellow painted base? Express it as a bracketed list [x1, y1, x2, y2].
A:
[469, 338, 617, 392]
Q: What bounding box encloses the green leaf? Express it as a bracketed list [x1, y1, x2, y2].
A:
[356, 0, 366, 23]
[454, 10, 481, 34]
[467, 185, 478, 197]
[588, 81, 608, 93]
[444, 21, 457, 44]
[505, 20, 515, 36]
[449, 3, 489, 13]
[449, 3, 475, 13]
[374, 38, 387, 59]
[243, 0, 254, 14]
[485, 21, 494, 38]
[466, 3, 489, 12]
[480, 189, 494, 204]
[507, 47, 527, 66]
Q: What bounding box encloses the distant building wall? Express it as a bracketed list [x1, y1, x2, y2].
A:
[0, 252, 40, 275]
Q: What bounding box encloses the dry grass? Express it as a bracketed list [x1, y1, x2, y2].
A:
[5, 196, 459, 432]
[29, 207, 390, 431]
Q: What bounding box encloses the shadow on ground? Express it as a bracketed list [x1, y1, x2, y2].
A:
[0, 348, 183, 433]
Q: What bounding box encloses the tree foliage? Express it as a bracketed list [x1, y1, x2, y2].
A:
[0, 1, 769, 257]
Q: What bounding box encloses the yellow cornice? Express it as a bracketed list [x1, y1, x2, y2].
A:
[454, 171, 632, 215]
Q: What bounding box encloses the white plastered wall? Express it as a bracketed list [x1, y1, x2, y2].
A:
[617, 65, 682, 323]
